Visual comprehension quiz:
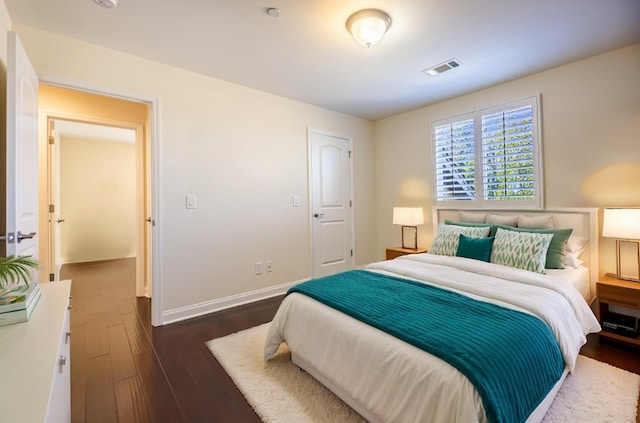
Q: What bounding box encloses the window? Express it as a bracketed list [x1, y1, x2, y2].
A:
[432, 96, 542, 209]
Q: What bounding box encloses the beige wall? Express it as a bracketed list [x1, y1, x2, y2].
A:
[12, 23, 376, 321]
[374, 43, 640, 276]
[60, 137, 136, 263]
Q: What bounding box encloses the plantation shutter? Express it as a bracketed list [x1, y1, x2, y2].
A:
[481, 105, 535, 201]
[434, 119, 475, 201]
[431, 95, 542, 209]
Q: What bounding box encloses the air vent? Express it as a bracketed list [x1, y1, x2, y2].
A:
[423, 59, 461, 76]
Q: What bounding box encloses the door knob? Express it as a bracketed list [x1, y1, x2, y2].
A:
[56, 218, 65, 223]
[16, 231, 36, 243]
[313, 213, 325, 219]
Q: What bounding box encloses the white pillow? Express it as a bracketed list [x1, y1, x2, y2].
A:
[518, 215, 553, 229]
[428, 224, 491, 257]
[491, 228, 553, 274]
[564, 251, 584, 268]
[566, 235, 588, 253]
[459, 211, 486, 223]
[564, 236, 588, 268]
[486, 214, 518, 226]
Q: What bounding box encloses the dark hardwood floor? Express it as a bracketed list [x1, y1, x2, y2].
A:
[63, 258, 640, 423]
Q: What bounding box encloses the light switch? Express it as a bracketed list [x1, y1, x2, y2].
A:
[186, 194, 197, 209]
[292, 195, 300, 207]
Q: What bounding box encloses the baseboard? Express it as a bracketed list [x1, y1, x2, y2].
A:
[160, 278, 308, 325]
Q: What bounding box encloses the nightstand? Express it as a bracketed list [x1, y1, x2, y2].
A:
[386, 247, 428, 260]
[596, 273, 640, 346]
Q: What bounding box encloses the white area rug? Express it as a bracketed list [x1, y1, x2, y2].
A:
[207, 323, 640, 423]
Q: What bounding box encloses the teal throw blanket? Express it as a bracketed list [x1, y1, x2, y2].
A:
[288, 270, 564, 423]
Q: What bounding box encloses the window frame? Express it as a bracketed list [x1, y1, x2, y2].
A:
[431, 95, 544, 210]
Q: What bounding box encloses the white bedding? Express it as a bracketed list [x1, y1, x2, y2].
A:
[264, 255, 601, 423]
[546, 265, 590, 302]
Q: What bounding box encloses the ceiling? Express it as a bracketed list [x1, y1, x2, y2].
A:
[5, 0, 640, 120]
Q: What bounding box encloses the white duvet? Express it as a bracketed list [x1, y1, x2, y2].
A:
[264, 255, 601, 423]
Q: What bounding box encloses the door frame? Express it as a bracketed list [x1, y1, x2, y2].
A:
[307, 127, 355, 278]
[39, 74, 163, 327]
[43, 113, 143, 284]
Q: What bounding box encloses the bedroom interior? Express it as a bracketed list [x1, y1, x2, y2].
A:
[0, 0, 639, 422]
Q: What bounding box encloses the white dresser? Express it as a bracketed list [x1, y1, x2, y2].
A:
[0, 280, 72, 422]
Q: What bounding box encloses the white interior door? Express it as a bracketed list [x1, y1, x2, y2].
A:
[309, 130, 353, 278]
[4, 32, 39, 271]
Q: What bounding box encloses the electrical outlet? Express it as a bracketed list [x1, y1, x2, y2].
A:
[255, 262, 263, 275]
[266, 261, 273, 272]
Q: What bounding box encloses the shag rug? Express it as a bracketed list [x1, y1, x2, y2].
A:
[207, 323, 640, 423]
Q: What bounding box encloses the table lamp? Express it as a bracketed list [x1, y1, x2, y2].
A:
[393, 207, 424, 250]
[602, 208, 640, 282]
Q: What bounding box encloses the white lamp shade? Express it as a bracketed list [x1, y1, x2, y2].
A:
[603, 208, 640, 240]
[346, 9, 392, 48]
[393, 207, 424, 226]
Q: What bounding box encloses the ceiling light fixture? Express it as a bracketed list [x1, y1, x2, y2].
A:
[92, 0, 118, 8]
[346, 9, 392, 48]
[266, 7, 281, 18]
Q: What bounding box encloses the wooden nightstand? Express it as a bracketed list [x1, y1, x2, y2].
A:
[386, 247, 428, 260]
[596, 273, 640, 346]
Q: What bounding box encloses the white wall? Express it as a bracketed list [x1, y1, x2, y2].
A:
[60, 137, 136, 263]
[374, 43, 640, 276]
[10, 24, 376, 322]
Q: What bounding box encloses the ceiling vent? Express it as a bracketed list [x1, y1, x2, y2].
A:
[423, 59, 461, 76]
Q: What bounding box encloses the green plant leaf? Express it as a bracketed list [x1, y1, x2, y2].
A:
[0, 255, 40, 289]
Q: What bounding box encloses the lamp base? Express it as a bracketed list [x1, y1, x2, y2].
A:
[401, 226, 418, 250]
[616, 239, 640, 282]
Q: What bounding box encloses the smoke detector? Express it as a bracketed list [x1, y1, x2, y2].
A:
[93, 0, 118, 9]
[423, 59, 461, 76]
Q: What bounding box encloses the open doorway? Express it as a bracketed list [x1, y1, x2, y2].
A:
[49, 119, 137, 278]
[39, 84, 153, 301]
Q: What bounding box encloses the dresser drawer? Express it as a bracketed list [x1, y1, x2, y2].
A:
[598, 284, 640, 308]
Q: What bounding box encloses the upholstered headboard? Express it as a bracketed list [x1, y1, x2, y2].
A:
[433, 207, 599, 299]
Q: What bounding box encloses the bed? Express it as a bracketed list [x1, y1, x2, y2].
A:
[264, 208, 601, 423]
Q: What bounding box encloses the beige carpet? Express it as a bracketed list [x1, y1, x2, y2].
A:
[207, 323, 640, 423]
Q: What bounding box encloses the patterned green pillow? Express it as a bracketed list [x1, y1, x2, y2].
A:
[493, 225, 573, 269]
[428, 224, 491, 257]
[491, 228, 553, 274]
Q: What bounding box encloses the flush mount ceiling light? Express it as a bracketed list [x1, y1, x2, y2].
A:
[92, 0, 118, 8]
[266, 7, 281, 17]
[346, 9, 392, 48]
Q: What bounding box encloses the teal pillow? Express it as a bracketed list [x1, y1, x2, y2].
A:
[493, 225, 573, 269]
[456, 234, 495, 262]
[445, 219, 498, 236]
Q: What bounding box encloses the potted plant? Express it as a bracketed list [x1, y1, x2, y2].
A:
[0, 255, 40, 296]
